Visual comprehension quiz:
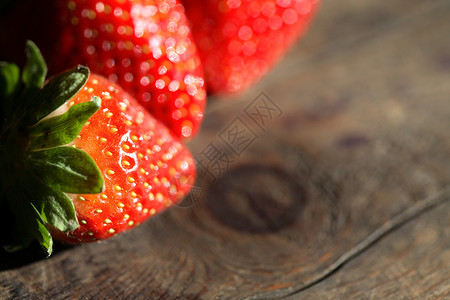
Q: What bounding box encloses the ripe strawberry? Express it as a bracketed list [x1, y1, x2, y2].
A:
[182, 0, 320, 93]
[0, 0, 206, 139]
[0, 42, 196, 255]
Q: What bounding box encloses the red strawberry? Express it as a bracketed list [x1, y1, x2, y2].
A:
[182, 0, 320, 93]
[0, 42, 195, 255]
[0, 0, 206, 139]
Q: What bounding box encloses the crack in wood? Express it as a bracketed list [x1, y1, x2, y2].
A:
[245, 188, 450, 299]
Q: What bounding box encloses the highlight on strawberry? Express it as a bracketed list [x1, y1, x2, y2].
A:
[0, 41, 196, 256]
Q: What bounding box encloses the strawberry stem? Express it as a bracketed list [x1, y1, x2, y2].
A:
[0, 41, 104, 255]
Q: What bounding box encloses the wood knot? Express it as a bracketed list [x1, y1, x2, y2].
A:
[206, 165, 306, 233]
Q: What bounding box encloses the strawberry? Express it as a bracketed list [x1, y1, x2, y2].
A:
[182, 0, 320, 93]
[0, 0, 206, 139]
[0, 41, 196, 255]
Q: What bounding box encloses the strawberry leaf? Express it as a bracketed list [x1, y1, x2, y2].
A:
[0, 62, 19, 100]
[29, 203, 53, 256]
[28, 96, 101, 150]
[29, 177, 79, 233]
[4, 189, 53, 256]
[0, 62, 19, 126]
[27, 146, 104, 194]
[22, 40, 47, 90]
[26, 65, 90, 125]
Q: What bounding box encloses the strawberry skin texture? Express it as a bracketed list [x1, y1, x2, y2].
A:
[0, 0, 206, 139]
[51, 73, 196, 243]
[182, 0, 320, 94]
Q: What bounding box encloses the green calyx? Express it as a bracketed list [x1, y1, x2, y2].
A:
[0, 41, 104, 256]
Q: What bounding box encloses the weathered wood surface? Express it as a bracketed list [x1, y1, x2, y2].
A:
[1, 0, 450, 299]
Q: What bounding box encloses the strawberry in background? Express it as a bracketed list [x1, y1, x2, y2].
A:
[182, 0, 320, 94]
[0, 0, 206, 139]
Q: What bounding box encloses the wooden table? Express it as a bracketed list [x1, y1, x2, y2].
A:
[1, 0, 450, 298]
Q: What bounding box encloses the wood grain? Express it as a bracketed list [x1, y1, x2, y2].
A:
[1, 0, 450, 299]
